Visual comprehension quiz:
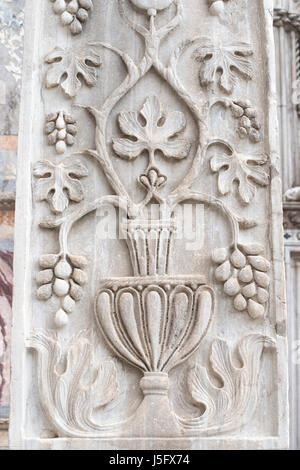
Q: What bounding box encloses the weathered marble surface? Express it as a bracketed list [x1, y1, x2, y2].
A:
[10, 0, 289, 450]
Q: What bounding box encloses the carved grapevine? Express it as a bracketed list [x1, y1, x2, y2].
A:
[30, 0, 276, 440]
[45, 47, 101, 98]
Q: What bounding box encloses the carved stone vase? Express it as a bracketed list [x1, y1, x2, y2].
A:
[96, 271, 214, 437]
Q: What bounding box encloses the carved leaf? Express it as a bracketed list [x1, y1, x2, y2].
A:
[28, 330, 119, 437]
[113, 95, 190, 162]
[195, 41, 253, 94]
[209, 143, 269, 204]
[178, 334, 275, 435]
[45, 47, 101, 98]
[34, 160, 88, 214]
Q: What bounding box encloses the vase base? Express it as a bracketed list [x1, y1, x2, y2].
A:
[120, 394, 183, 438]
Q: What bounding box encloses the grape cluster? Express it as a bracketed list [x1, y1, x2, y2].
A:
[230, 100, 261, 143]
[212, 243, 270, 320]
[50, 0, 93, 35]
[36, 254, 88, 327]
[45, 111, 77, 155]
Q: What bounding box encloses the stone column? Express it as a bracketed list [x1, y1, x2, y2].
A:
[10, 0, 289, 450]
[274, 0, 300, 449]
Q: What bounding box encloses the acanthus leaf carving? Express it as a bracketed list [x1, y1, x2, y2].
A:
[27, 329, 120, 437]
[34, 160, 88, 214]
[45, 46, 101, 98]
[208, 141, 269, 204]
[178, 334, 275, 435]
[195, 41, 253, 94]
[113, 95, 191, 167]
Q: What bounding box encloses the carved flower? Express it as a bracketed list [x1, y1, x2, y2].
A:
[45, 47, 101, 98]
[113, 96, 191, 166]
[139, 167, 167, 191]
[195, 41, 253, 94]
[209, 142, 269, 204]
[34, 160, 88, 214]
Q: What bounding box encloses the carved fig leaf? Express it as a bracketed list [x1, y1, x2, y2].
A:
[45, 47, 101, 98]
[34, 160, 88, 214]
[113, 95, 191, 163]
[209, 142, 269, 204]
[195, 41, 253, 94]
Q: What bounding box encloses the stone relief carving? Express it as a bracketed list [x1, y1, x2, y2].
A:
[45, 47, 101, 98]
[212, 244, 270, 319]
[178, 334, 275, 435]
[28, 330, 120, 437]
[33, 160, 88, 214]
[36, 254, 88, 327]
[195, 40, 253, 94]
[45, 111, 77, 155]
[24, 0, 283, 444]
[49, 0, 93, 35]
[113, 95, 191, 165]
[273, 7, 300, 33]
[209, 142, 269, 204]
[285, 186, 300, 202]
[208, 0, 230, 17]
[29, 329, 273, 438]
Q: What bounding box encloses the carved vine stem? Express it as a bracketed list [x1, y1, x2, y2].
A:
[40, 196, 129, 256]
[40, 0, 243, 261]
[169, 190, 240, 248]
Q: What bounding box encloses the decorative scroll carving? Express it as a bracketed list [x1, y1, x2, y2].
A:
[49, 0, 93, 35]
[178, 334, 275, 435]
[45, 47, 101, 98]
[212, 244, 270, 319]
[28, 330, 120, 437]
[45, 111, 77, 154]
[195, 41, 253, 94]
[33, 160, 88, 214]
